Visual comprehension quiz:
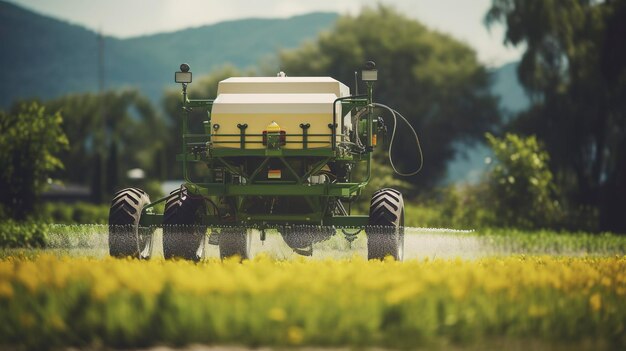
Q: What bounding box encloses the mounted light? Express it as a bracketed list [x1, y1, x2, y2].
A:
[175, 63, 192, 83]
[362, 60, 377, 81]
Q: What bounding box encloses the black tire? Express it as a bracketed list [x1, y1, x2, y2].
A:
[108, 188, 154, 259]
[162, 187, 207, 261]
[219, 227, 252, 260]
[367, 188, 405, 260]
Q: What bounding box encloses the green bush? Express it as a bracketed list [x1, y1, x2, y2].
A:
[405, 184, 495, 229]
[405, 133, 569, 230]
[0, 220, 48, 248]
[39, 202, 108, 224]
[484, 133, 564, 229]
[140, 179, 165, 202]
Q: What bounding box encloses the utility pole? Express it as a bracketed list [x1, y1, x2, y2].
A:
[92, 29, 105, 203]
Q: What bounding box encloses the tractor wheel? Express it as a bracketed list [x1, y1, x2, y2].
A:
[367, 188, 405, 260]
[108, 188, 154, 259]
[219, 227, 252, 260]
[162, 187, 207, 261]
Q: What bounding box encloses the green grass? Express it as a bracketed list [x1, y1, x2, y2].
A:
[475, 228, 626, 255]
[0, 220, 47, 248]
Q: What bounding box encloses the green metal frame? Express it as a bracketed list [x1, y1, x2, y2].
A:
[140, 79, 377, 229]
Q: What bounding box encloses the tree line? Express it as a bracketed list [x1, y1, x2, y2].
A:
[486, 0, 626, 232]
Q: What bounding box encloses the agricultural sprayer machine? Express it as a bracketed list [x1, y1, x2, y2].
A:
[108, 61, 421, 260]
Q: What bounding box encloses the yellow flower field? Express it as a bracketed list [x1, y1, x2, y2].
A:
[0, 254, 625, 349]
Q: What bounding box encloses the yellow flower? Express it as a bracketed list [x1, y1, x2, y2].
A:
[287, 326, 304, 345]
[0, 281, 13, 299]
[385, 284, 423, 305]
[589, 293, 602, 312]
[268, 307, 286, 322]
[528, 304, 548, 317]
[15, 262, 39, 293]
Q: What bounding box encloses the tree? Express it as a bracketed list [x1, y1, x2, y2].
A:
[487, 0, 626, 232]
[0, 103, 68, 220]
[278, 6, 499, 192]
[41, 90, 168, 200]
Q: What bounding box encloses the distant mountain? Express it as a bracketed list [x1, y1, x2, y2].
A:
[0, 1, 338, 107]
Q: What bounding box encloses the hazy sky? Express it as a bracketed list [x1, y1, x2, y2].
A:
[8, 0, 523, 67]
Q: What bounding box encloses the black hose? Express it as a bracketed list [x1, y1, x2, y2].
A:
[371, 103, 424, 177]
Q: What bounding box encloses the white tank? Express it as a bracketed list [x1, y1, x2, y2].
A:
[211, 77, 350, 149]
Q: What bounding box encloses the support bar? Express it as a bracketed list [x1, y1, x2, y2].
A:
[237, 123, 248, 148]
[300, 123, 310, 149]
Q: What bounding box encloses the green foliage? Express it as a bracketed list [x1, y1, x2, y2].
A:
[38, 203, 109, 225]
[0, 103, 68, 220]
[478, 228, 626, 255]
[484, 133, 563, 229]
[140, 180, 165, 202]
[42, 90, 167, 201]
[0, 220, 47, 248]
[405, 184, 496, 230]
[405, 133, 568, 230]
[279, 5, 499, 192]
[486, 0, 626, 232]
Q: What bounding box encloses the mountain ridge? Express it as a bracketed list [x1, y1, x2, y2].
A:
[0, 1, 338, 106]
[0, 0, 526, 115]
